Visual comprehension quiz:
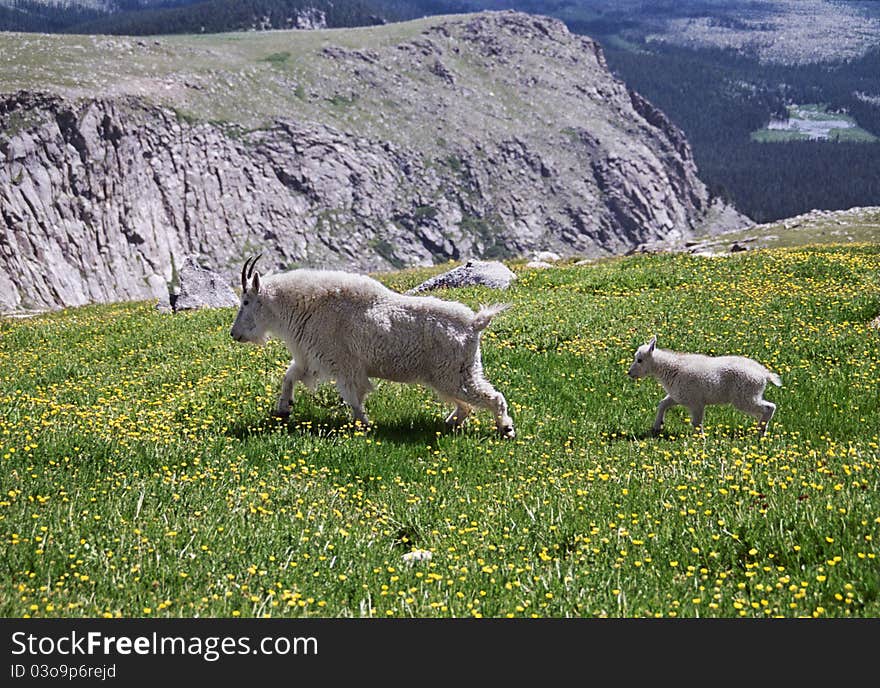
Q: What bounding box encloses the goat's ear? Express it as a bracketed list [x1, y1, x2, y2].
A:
[647, 335, 656, 353]
[252, 272, 260, 293]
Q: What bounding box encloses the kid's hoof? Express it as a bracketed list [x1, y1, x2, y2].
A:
[273, 409, 291, 419]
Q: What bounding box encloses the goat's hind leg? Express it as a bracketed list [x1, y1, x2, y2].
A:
[452, 378, 515, 439]
[736, 397, 776, 437]
[758, 401, 776, 436]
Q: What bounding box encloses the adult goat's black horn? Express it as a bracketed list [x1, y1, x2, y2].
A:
[247, 254, 262, 282]
[240, 256, 253, 292]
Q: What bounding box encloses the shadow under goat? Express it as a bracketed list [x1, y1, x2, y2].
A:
[628, 336, 782, 436]
[229, 255, 515, 438]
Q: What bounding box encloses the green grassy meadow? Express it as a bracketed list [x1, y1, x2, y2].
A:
[750, 104, 879, 143]
[1, 244, 879, 618]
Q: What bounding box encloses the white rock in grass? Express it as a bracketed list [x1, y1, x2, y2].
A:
[532, 250, 561, 262]
[402, 550, 433, 563]
[406, 260, 516, 293]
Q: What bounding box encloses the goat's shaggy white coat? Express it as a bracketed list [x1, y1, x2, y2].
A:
[230, 261, 515, 437]
[628, 336, 781, 436]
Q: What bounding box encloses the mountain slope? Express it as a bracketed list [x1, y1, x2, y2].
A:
[0, 11, 746, 312]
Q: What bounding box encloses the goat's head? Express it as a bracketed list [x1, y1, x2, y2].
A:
[230, 254, 269, 344]
[628, 335, 656, 379]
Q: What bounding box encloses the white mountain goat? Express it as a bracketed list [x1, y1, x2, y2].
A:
[230, 255, 515, 437]
[627, 336, 781, 436]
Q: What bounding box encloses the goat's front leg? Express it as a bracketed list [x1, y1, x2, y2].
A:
[444, 400, 472, 429]
[275, 360, 304, 418]
[652, 395, 677, 436]
[687, 404, 706, 436]
[336, 373, 373, 427]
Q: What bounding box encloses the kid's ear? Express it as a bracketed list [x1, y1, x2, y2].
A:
[647, 335, 656, 353]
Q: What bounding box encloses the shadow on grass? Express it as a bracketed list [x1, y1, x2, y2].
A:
[703, 424, 771, 441]
[223, 410, 449, 445]
[603, 428, 667, 442]
[605, 424, 769, 442]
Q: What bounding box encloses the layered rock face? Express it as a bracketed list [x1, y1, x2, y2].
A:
[0, 11, 746, 313]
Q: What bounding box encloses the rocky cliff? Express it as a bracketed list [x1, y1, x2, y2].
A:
[0, 11, 747, 312]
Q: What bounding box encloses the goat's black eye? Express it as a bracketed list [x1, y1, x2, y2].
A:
[637, 357, 643, 363]
[243, 300, 250, 306]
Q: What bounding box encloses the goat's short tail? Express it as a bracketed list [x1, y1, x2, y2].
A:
[767, 371, 782, 387]
[472, 303, 510, 331]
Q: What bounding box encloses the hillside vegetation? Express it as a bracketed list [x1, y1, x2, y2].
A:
[1, 242, 879, 618]
[0, 17, 457, 131]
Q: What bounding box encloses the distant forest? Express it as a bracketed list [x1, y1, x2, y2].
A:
[0, 0, 386, 34]
[603, 43, 880, 223]
[82, 0, 387, 34]
[0, 0, 105, 32]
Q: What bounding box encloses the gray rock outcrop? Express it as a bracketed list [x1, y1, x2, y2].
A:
[0, 12, 748, 313]
[170, 255, 239, 312]
[407, 260, 517, 293]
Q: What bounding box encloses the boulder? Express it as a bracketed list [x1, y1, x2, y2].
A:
[532, 250, 561, 263]
[406, 260, 516, 293]
[171, 255, 238, 312]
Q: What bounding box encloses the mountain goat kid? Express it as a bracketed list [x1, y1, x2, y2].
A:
[628, 336, 781, 436]
[230, 256, 515, 438]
